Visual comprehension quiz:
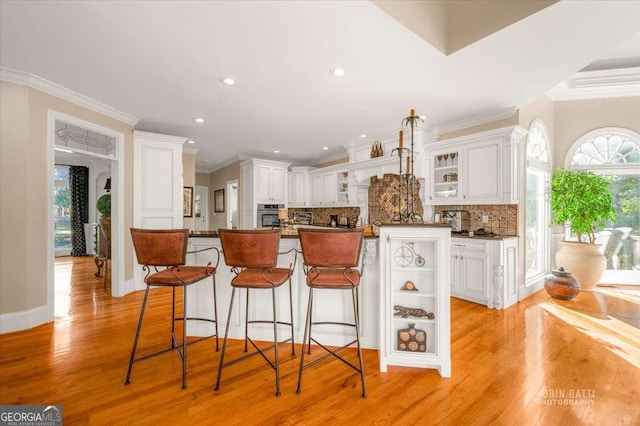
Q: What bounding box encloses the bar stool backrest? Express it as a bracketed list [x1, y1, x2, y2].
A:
[298, 228, 364, 268]
[130, 228, 189, 267]
[218, 229, 281, 268]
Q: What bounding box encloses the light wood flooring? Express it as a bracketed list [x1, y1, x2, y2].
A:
[0, 256, 639, 425]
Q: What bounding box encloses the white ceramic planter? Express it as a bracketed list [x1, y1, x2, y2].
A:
[555, 241, 606, 291]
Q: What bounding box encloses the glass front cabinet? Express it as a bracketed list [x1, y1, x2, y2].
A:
[378, 225, 451, 377]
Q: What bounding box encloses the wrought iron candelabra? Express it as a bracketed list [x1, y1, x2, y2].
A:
[391, 109, 424, 224]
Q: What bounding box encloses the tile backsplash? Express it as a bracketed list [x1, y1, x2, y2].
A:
[368, 174, 423, 224]
[288, 207, 360, 227]
[434, 204, 518, 235]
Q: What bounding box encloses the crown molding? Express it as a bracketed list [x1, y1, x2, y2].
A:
[0, 67, 140, 126]
[133, 130, 187, 144]
[437, 106, 517, 134]
[183, 147, 199, 155]
[546, 67, 640, 101]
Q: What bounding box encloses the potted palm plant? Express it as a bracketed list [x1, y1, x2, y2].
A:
[551, 169, 616, 290]
[96, 193, 111, 241]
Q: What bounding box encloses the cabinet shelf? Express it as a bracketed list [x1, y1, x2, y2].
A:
[393, 317, 435, 324]
[391, 266, 435, 272]
[434, 182, 458, 187]
[393, 291, 435, 298]
[434, 165, 457, 171]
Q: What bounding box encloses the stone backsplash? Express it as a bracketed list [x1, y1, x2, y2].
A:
[368, 174, 423, 224]
[434, 204, 518, 235]
[288, 207, 360, 227]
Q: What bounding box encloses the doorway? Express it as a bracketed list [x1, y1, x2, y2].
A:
[194, 186, 209, 231]
[48, 110, 125, 309]
[226, 179, 238, 229]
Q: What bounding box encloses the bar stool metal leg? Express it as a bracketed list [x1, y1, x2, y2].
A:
[352, 287, 366, 397]
[272, 287, 281, 397]
[244, 289, 250, 352]
[215, 287, 236, 392]
[125, 286, 151, 385]
[296, 288, 314, 394]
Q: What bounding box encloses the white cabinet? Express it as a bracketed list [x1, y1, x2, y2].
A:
[241, 158, 290, 228]
[309, 170, 350, 206]
[450, 237, 518, 309]
[379, 226, 451, 377]
[425, 126, 526, 205]
[451, 240, 490, 305]
[289, 167, 313, 207]
[254, 162, 287, 203]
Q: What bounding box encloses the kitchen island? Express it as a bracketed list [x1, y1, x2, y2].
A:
[185, 224, 452, 374]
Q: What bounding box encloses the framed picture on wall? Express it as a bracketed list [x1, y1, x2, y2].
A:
[214, 189, 225, 213]
[183, 187, 193, 217]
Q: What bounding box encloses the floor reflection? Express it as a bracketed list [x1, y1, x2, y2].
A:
[541, 286, 640, 369]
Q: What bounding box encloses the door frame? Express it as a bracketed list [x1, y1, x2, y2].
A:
[47, 110, 125, 309]
[226, 179, 239, 229]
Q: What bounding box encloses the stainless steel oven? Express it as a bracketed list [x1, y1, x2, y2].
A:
[257, 203, 284, 228]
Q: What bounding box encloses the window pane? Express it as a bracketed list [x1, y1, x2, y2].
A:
[526, 169, 547, 277]
[54, 165, 72, 253]
[596, 174, 640, 271]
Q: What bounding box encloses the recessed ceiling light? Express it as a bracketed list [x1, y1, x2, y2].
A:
[323, 147, 329, 150]
[187, 140, 195, 144]
[193, 117, 205, 123]
[360, 134, 367, 138]
[273, 150, 280, 154]
[330, 67, 345, 77]
[221, 77, 236, 85]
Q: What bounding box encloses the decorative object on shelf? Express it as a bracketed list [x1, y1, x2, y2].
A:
[400, 281, 419, 291]
[391, 109, 424, 224]
[393, 305, 435, 319]
[397, 323, 426, 352]
[370, 140, 383, 158]
[393, 241, 426, 267]
[96, 193, 111, 241]
[544, 267, 580, 300]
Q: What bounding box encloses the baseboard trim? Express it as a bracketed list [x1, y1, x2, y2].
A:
[0, 304, 53, 334]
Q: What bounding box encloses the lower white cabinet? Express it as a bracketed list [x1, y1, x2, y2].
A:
[450, 237, 518, 309]
[379, 225, 451, 377]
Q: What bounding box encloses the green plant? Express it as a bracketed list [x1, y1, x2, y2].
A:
[96, 193, 111, 215]
[551, 169, 616, 244]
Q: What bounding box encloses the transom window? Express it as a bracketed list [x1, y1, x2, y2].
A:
[527, 124, 549, 163]
[570, 131, 640, 166]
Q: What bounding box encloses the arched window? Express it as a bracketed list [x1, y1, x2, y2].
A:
[566, 128, 640, 275]
[526, 119, 551, 285]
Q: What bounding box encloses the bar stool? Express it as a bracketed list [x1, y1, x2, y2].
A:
[215, 229, 296, 397]
[126, 228, 220, 389]
[296, 228, 366, 397]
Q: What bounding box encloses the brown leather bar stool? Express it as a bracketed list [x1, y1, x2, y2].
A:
[296, 228, 366, 397]
[215, 229, 296, 397]
[126, 228, 220, 389]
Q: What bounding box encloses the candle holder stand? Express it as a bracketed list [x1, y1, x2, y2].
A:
[391, 112, 424, 224]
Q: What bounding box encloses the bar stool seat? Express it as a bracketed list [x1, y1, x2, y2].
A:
[215, 229, 296, 397]
[125, 228, 220, 390]
[296, 228, 366, 397]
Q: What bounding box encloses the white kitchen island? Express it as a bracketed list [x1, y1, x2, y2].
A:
[185, 225, 452, 374]
[185, 232, 381, 349]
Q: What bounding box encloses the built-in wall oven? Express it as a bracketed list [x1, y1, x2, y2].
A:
[257, 203, 284, 228]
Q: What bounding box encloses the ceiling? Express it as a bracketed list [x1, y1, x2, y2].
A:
[2, 1, 639, 172]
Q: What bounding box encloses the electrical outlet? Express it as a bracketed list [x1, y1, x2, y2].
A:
[482, 215, 489, 223]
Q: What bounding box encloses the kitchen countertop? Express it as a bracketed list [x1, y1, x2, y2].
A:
[189, 227, 518, 241]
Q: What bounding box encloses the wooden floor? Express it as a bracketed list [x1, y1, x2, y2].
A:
[1, 257, 639, 425]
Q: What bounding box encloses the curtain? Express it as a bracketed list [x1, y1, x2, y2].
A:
[70, 166, 89, 256]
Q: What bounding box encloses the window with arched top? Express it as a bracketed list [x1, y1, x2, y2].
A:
[525, 119, 551, 286]
[565, 127, 640, 274]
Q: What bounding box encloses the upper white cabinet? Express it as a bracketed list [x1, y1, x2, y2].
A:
[289, 166, 313, 207]
[309, 169, 351, 207]
[253, 161, 287, 203]
[241, 158, 290, 228]
[425, 126, 526, 205]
